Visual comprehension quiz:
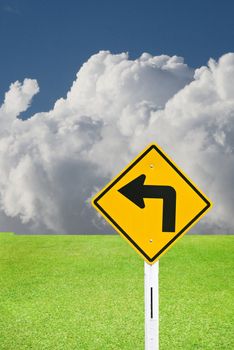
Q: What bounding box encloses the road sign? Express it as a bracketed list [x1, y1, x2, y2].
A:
[92, 143, 212, 264]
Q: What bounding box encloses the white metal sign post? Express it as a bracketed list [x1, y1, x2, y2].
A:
[144, 261, 159, 350]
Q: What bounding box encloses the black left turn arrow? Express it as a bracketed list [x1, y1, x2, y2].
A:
[118, 174, 176, 232]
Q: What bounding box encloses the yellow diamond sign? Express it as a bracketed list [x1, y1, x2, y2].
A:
[92, 143, 212, 264]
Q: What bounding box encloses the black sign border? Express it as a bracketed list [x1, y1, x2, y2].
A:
[93, 144, 211, 263]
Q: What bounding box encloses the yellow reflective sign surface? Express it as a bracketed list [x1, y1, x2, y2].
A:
[92, 143, 212, 264]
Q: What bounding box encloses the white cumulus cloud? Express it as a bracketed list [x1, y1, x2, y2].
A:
[0, 51, 233, 234]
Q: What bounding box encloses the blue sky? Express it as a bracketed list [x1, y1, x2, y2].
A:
[1, 0, 234, 117]
[0, 0, 233, 234]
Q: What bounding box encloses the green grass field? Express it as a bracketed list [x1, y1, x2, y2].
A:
[0, 233, 233, 350]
